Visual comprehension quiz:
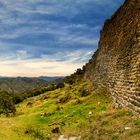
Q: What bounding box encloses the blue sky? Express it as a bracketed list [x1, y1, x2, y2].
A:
[0, 0, 124, 77]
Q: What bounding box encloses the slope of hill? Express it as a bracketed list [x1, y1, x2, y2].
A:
[0, 81, 139, 140]
[0, 77, 48, 93]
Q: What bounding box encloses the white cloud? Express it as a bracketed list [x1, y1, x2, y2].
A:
[41, 49, 93, 63]
[0, 59, 82, 76]
[16, 50, 29, 60]
[0, 57, 82, 77]
[58, 34, 99, 46]
[0, 49, 93, 77]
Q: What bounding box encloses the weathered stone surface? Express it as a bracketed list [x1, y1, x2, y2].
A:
[83, 0, 140, 114]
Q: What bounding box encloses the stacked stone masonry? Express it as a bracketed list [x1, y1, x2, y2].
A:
[83, 0, 140, 114]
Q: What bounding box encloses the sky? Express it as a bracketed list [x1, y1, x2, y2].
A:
[0, 0, 124, 77]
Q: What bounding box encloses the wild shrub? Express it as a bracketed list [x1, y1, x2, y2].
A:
[0, 91, 16, 116]
[13, 93, 25, 104]
[25, 127, 45, 139]
[75, 98, 81, 104]
[133, 118, 140, 126]
[64, 75, 75, 85]
[56, 82, 65, 89]
[58, 94, 71, 104]
[78, 88, 90, 97]
[56, 106, 61, 111]
[112, 134, 119, 140]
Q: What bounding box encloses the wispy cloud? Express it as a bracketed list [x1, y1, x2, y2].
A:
[0, 49, 93, 76]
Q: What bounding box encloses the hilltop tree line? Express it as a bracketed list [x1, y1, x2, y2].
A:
[65, 66, 86, 85]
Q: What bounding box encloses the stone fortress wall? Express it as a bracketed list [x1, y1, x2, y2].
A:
[83, 0, 140, 113]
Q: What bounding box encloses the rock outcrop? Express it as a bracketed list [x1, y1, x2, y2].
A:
[84, 0, 140, 113]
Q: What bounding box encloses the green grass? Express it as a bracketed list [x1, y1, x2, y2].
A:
[0, 81, 140, 140]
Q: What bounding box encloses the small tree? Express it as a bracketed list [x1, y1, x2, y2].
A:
[75, 68, 83, 75]
[0, 91, 16, 116]
[56, 82, 65, 89]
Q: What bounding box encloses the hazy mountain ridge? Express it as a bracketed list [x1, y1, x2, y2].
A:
[0, 76, 64, 93]
[39, 76, 64, 82]
[0, 77, 48, 93]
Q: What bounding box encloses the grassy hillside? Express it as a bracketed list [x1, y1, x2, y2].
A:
[0, 81, 139, 140]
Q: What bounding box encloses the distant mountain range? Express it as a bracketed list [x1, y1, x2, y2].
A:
[0, 76, 64, 93]
[38, 76, 64, 83]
